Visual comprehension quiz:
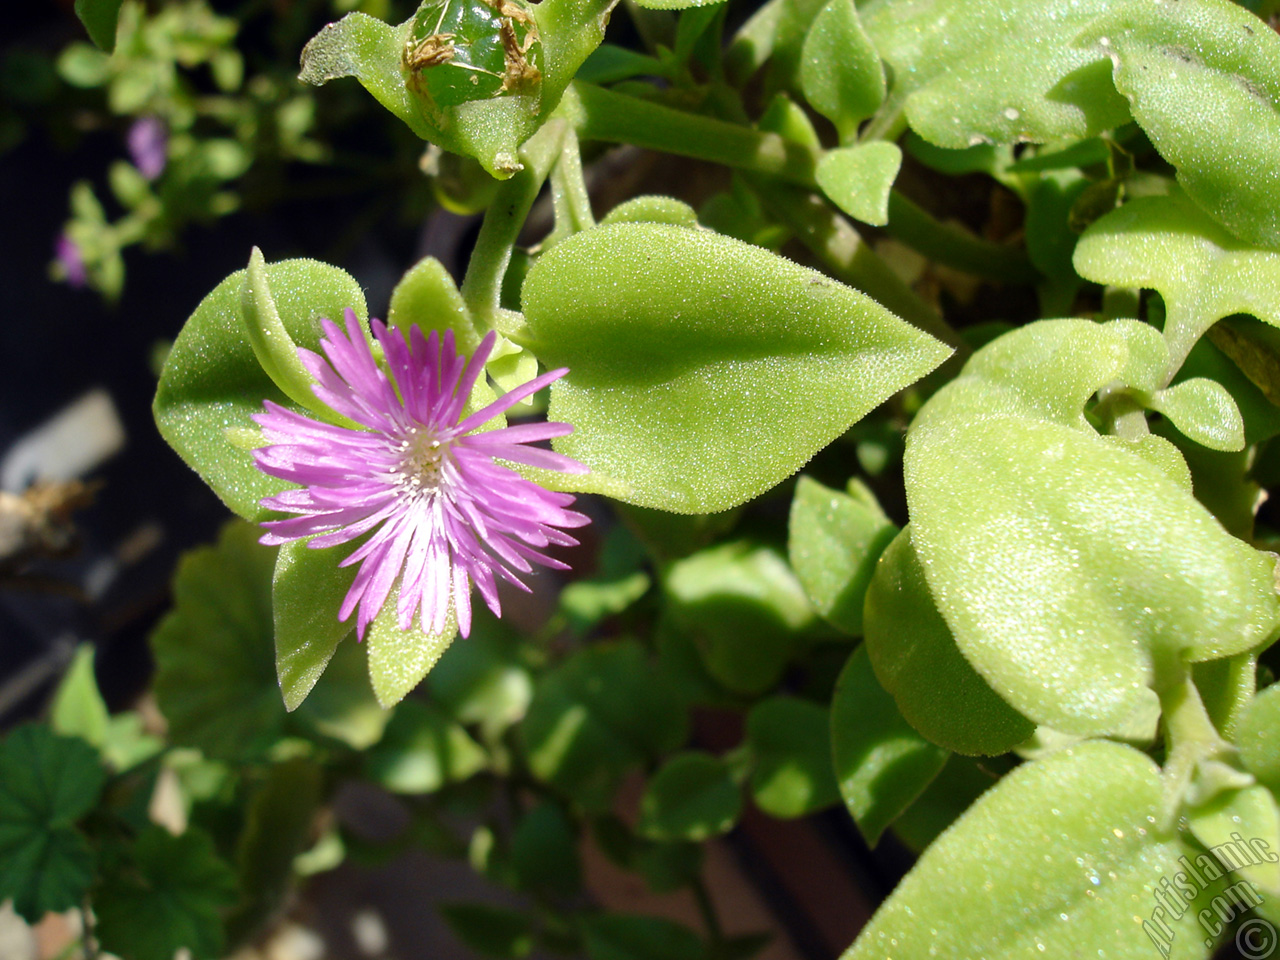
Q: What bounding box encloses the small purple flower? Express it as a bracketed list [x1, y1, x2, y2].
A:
[253, 309, 589, 639]
[55, 233, 87, 288]
[127, 116, 167, 180]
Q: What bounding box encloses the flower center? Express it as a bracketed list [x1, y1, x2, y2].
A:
[395, 426, 450, 499]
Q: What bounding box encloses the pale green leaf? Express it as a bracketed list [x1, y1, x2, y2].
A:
[798, 0, 884, 142]
[859, 0, 1130, 148]
[787, 476, 897, 636]
[365, 582, 459, 708]
[815, 143, 901, 227]
[842, 742, 1226, 960]
[863, 529, 1035, 755]
[1078, 0, 1280, 249]
[522, 222, 951, 512]
[1075, 195, 1280, 372]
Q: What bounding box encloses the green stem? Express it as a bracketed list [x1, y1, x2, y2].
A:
[570, 83, 1039, 285]
[545, 127, 596, 249]
[1155, 660, 1238, 829]
[570, 81, 818, 185]
[461, 121, 568, 333]
[754, 180, 966, 351]
[885, 193, 1040, 285]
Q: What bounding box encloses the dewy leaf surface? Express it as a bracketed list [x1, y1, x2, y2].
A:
[862, 528, 1034, 756]
[841, 741, 1225, 960]
[154, 258, 369, 521]
[859, 0, 1130, 148]
[1075, 195, 1280, 371]
[522, 222, 951, 512]
[1078, 0, 1280, 249]
[905, 320, 1280, 736]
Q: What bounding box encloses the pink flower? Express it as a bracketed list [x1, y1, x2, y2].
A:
[253, 309, 589, 639]
[127, 116, 167, 180]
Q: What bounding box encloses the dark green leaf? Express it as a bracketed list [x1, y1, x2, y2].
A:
[522, 642, 687, 810]
[580, 914, 704, 960]
[746, 697, 840, 818]
[151, 522, 284, 761]
[830, 647, 948, 846]
[227, 759, 324, 943]
[95, 827, 237, 960]
[365, 700, 487, 794]
[638, 752, 742, 841]
[511, 800, 581, 896]
[74, 0, 124, 51]
[0, 725, 105, 922]
[440, 903, 536, 958]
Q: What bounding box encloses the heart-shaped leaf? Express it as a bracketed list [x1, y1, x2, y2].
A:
[522, 222, 951, 512]
[154, 258, 369, 521]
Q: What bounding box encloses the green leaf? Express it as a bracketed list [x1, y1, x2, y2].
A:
[905, 319, 1280, 737]
[95, 827, 237, 960]
[863, 529, 1035, 756]
[1078, 0, 1280, 249]
[745, 696, 840, 818]
[227, 759, 324, 943]
[74, 0, 124, 50]
[1074, 195, 1280, 371]
[151, 522, 285, 761]
[154, 258, 369, 521]
[638, 752, 742, 842]
[580, 914, 704, 960]
[814, 143, 901, 227]
[272, 538, 358, 712]
[387, 255, 479, 354]
[426, 616, 533, 734]
[1181, 329, 1280, 446]
[522, 641, 687, 811]
[441, 903, 536, 958]
[889, 755, 1008, 853]
[0, 725, 105, 922]
[632, 0, 725, 11]
[1237, 682, 1280, 795]
[49, 645, 109, 750]
[842, 742, 1225, 960]
[365, 582, 459, 707]
[798, 0, 884, 142]
[299, 0, 606, 179]
[601, 196, 700, 229]
[1186, 784, 1280, 897]
[365, 700, 487, 793]
[1149, 378, 1245, 452]
[830, 647, 948, 847]
[522, 222, 951, 513]
[859, 0, 1130, 149]
[292, 635, 390, 750]
[511, 800, 581, 895]
[787, 476, 897, 636]
[664, 541, 815, 695]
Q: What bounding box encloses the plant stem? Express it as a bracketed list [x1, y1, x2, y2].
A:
[569, 83, 1039, 285]
[545, 127, 596, 249]
[885, 193, 1040, 284]
[461, 121, 568, 333]
[82, 897, 100, 960]
[570, 82, 818, 185]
